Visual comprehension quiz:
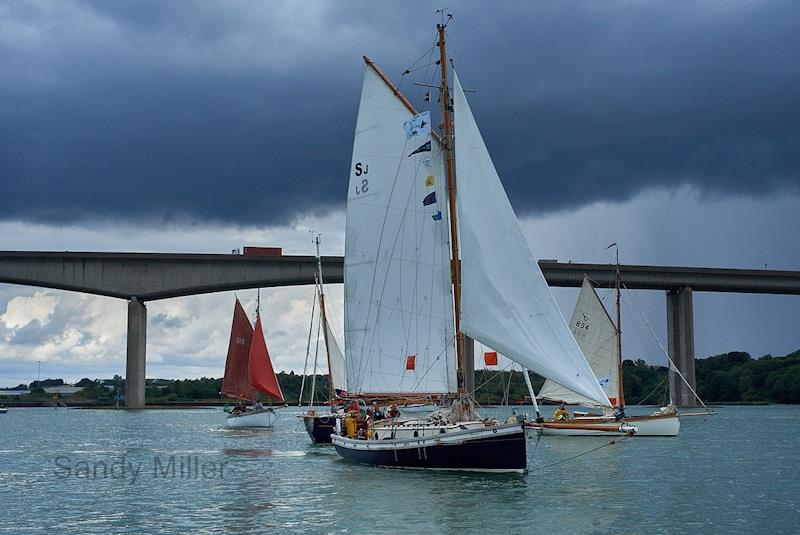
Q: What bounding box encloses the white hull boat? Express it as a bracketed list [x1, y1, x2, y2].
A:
[528, 412, 679, 437]
[527, 420, 637, 436]
[625, 414, 680, 436]
[225, 408, 278, 428]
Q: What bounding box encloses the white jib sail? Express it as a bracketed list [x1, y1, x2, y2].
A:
[538, 277, 620, 407]
[453, 73, 611, 407]
[344, 66, 457, 394]
[324, 317, 347, 393]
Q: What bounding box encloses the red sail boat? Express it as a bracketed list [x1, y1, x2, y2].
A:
[223, 298, 284, 428]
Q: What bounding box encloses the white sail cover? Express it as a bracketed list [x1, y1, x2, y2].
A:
[453, 73, 611, 407]
[344, 67, 457, 394]
[538, 277, 620, 407]
[324, 318, 347, 393]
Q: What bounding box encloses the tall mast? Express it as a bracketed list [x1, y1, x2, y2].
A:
[614, 246, 625, 410]
[315, 234, 335, 404]
[437, 20, 465, 395]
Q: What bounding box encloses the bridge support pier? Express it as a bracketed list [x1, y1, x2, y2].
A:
[667, 287, 697, 407]
[125, 297, 147, 409]
[463, 335, 475, 395]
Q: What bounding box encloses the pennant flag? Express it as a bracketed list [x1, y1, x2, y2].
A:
[405, 355, 416, 370]
[484, 351, 498, 366]
[403, 111, 431, 139]
[422, 191, 437, 206]
[408, 141, 431, 157]
[425, 175, 435, 187]
[432, 211, 443, 221]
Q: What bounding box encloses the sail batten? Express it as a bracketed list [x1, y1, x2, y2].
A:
[453, 73, 611, 407]
[538, 277, 620, 407]
[344, 67, 457, 395]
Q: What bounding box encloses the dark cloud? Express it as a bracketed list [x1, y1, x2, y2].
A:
[1, 0, 798, 226]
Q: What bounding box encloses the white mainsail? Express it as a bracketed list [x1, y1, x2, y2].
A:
[344, 67, 457, 394]
[453, 73, 611, 407]
[324, 318, 347, 393]
[538, 277, 620, 407]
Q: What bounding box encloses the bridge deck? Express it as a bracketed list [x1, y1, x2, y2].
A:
[0, 251, 798, 300]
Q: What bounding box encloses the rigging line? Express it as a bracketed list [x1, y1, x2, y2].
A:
[397, 42, 437, 100]
[397, 40, 438, 90]
[397, 149, 429, 379]
[309, 295, 323, 408]
[527, 428, 544, 471]
[355, 135, 412, 389]
[528, 434, 633, 474]
[636, 374, 669, 406]
[622, 284, 713, 414]
[443, 28, 477, 97]
[502, 362, 515, 406]
[401, 148, 450, 391]
[362, 136, 442, 390]
[407, 333, 457, 392]
[472, 360, 515, 392]
[298, 283, 318, 406]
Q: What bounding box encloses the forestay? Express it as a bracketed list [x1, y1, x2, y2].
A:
[453, 73, 611, 407]
[344, 67, 456, 394]
[538, 277, 620, 407]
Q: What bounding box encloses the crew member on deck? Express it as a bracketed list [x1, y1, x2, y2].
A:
[554, 402, 570, 421]
[388, 403, 401, 419]
[347, 399, 360, 416]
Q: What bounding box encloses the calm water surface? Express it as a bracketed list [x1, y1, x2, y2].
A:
[1, 405, 797, 534]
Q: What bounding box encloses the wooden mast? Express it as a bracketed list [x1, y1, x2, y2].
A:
[315, 234, 336, 404]
[437, 22, 465, 394]
[615, 247, 626, 410]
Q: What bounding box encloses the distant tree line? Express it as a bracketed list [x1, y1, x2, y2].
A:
[4, 349, 799, 404]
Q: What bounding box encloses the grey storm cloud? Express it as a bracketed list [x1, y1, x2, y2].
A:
[1, 0, 798, 226]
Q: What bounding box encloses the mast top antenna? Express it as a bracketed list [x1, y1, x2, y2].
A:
[435, 8, 453, 28]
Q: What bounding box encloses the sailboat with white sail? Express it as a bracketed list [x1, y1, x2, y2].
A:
[299, 235, 348, 443]
[222, 297, 285, 428]
[331, 20, 611, 473]
[530, 256, 681, 436]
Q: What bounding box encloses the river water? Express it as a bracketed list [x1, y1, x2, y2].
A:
[0, 405, 797, 534]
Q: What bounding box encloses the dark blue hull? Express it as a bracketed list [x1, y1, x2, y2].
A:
[302, 414, 338, 444]
[333, 424, 527, 473]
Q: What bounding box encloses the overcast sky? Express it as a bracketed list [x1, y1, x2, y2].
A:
[1, 1, 798, 387]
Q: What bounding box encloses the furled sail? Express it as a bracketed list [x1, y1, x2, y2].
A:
[324, 317, 347, 393]
[538, 277, 619, 407]
[222, 298, 255, 400]
[248, 314, 284, 402]
[344, 66, 456, 394]
[453, 73, 611, 407]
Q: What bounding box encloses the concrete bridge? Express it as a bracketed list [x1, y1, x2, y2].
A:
[2, 251, 799, 408]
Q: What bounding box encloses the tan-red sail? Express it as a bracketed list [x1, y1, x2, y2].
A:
[248, 315, 284, 402]
[222, 298, 255, 401]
